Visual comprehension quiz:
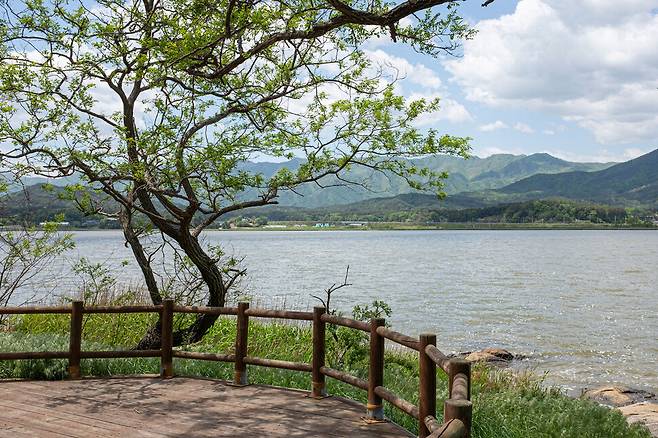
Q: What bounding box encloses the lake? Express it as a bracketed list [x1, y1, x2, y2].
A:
[20, 229, 658, 393]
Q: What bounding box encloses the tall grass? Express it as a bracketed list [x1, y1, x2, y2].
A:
[1, 313, 651, 438]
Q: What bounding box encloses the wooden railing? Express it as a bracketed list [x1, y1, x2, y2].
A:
[0, 301, 472, 438]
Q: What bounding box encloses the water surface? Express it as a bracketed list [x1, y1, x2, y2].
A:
[22, 229, 658, 392]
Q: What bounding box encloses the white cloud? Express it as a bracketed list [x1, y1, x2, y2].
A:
[542, 147, 651, 163]
[542, 129, 555, 135]
[479, 120, 508, 132]
[360, 51, 473, 126]
[513, 122, 534, 134]
[621, 148, 648, 160]
[476, 146, 525, 157]
[445, 0, 658, 144]
[409, 92, 472, 126]
[437, 99, 473, 123]
[366, 49, 442, 90]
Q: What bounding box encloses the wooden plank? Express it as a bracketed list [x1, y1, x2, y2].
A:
[0, 386, 171, 436]
[0, 400, 127, 437]
[0, 408, 79, 437]
[0, 378, 413, 437]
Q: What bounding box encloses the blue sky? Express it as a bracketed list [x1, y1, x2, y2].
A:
[367, 0, 658, 162]
[3, 0, 656, 164]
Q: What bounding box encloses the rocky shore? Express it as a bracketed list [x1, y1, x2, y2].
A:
[582, 386, 658, 437]
[460, 348, 658, 437]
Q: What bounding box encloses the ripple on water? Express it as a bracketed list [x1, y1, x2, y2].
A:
[13, 229, 658, 392]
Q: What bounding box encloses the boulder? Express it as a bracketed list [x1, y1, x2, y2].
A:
[464, 348, 514, 363]
[481, 348, 515, 361]
[583, 386, 657, 407]
[618, 402, 658, 437]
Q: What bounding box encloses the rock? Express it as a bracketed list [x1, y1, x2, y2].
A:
[464, 351, 502, 363]
[464, 348, 514, 363]
[583, 386, 657, 407]
[481, 348, 515, 361]
[619, 402, 658, 437]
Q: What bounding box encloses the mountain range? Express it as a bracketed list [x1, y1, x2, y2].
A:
[2, 149, 657, 225]
[323, 149, 658, 214]
[500, 148, 658, 206]
[250, 153, 612, 208]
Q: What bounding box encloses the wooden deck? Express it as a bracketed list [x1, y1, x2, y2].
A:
[0, 377, 413, 437]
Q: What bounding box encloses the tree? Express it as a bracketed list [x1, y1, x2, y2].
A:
[0, 220, 74, 316]
[0, 0, 493, 345]
[0, 181, 74, 315]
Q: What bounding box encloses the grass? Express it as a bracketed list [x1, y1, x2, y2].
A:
[0, 312, 651, 438]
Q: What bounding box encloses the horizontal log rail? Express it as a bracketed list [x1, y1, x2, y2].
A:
[320, 313, 370, 331]
[83, 305, 163, 314]
[244, 356, 312, 372]
[425, 344, 451, 374]
[375, 385, 420, 419]
[173, 305, 238, 315]
[245, 308, 313, 320]
[0, 306, 72, 314]
[0, 351, 70, 360]
[320, 366, 369, 391]
[172, 351, 235, 362]
[376, 326, 420, 351]
[0, 301, 472, 438]
[80, 350, 162, 359]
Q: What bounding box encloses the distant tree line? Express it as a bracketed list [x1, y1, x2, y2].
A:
[3, 189, 656, 228]
[430, 200, 630, 224]
[219, 199, 651, 225]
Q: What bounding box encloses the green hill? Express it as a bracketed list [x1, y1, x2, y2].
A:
[6, 150, 655, 227]
[501, 149, 658, 207]
[0, 184, 118, 227]
[220, 196, 641, 226]
[231, 150, 658, 223]
[3, 153, 611, 210]
[272, 153, 611, 207]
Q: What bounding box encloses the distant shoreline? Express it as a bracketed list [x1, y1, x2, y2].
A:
[6, 222, 656, 232]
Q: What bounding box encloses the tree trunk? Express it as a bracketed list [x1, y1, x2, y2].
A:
[119, 207, 163, 305]
[134, 229, 228, 349]
[118, 207, 168, 350]
[172, 231, 227, 344]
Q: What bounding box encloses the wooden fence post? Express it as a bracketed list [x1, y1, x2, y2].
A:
[418, 333, 437, 438]
[445, 358, 472, 437]
[160, 299, 174, 378]
[444, 399, 472, 437]
[367, 317, 385, 420]
[448, 358, 471, 401]
[234, 302, 249, 385]
[68, 301, 83, 379]
[311, 306, 327, 398]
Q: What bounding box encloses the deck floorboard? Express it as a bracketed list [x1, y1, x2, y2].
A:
[0, 377, 413, 437]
